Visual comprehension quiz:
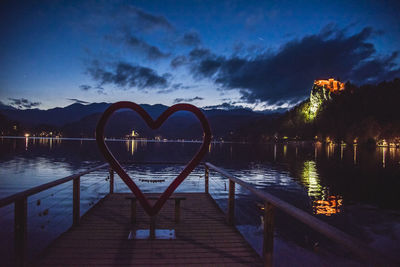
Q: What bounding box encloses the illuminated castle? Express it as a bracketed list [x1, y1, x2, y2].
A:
[308, 78, 345, 120]
[314, 78, 345, 93]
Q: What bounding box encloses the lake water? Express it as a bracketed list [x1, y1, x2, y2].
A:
[1, 137, 399, 265]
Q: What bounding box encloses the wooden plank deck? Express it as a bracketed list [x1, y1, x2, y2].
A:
[35, 193, 263, 266]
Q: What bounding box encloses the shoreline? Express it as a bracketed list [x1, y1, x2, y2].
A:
[1, 136, 399, 148]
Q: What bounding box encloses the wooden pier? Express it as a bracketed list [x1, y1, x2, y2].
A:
[35, 193, 262, 266]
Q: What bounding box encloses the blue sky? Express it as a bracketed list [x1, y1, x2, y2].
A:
[1, 0, 399, 110]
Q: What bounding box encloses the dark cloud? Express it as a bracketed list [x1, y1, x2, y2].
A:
[171, 83, 193, 90]
[8, 98, 41, 109]
[86, 61, 170, 89]
[157, 88, 175, 94]
[186, 26, 400, 105]
[79, 84, 92, 91]
[189, 48, 212, 60]
[173, 96, 204, 104]
[79, 84, 106, 95]
[125, 34, 169, 60]
[350, 51, 400, 83]
[157, 83, 194, 94]
[67, 98, 89, 104]
[125, 6, 174, 32]
[181, 31, 201, 46]
[170, 55, 187, 68]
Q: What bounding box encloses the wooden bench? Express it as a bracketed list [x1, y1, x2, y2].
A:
[126, 196, 186, 239]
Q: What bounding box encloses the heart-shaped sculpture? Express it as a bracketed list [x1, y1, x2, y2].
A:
[96, 101, 212, 216]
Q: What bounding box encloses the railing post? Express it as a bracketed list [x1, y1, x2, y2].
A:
[73, 177, 80, 226]
[14, 197, 27, 267]
[130, 198, 136, 224]
[227, 180, 235, 225]
[263, 201, 275, 267]
[109, 168, 114, 194]
[204, 165, 209, 194]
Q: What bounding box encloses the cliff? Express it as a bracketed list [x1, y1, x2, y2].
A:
[309, 79, 345, 120]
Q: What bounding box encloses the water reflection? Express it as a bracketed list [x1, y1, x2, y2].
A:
[301, 161, 323, 198]
[313, 195, 343, 216]
[340, 145, 344, 160]
[382, 147, 387, 168]
[314, 142, 319, 159]
[353, 144, 357, 164]
[390, 147, 395, 160]
[326, 143, 335, 159]
[300, 160, 342, 216]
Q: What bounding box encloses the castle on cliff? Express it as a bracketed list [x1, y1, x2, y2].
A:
[314, 78, 345, 93]
[309, 78, 345, 119]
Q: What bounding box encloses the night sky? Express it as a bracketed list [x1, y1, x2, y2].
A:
[1, 0, 399, 111]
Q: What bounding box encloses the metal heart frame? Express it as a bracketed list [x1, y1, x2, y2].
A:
[96, 101, 212, 216]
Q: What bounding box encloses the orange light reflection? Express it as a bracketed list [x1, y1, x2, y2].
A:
[313, 195, 343, 216]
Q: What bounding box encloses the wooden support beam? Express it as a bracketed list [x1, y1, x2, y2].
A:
[14, 197, 27, 267]
[73, 177, 80, 226]
[109, 168, 114, 194]
[227, 180, 235, 225]
[204, 165, 209, 194]
[263, 201, 275, 267]
[175, 198, 181, 223]
[150, 216, 156, 239]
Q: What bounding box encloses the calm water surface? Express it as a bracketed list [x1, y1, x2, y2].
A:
[0, 137, 399, 265]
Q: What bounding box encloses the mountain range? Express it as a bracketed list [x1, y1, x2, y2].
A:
[0, 102, 278, 140]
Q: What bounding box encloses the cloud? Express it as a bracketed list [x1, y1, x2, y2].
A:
[156, 83, 194, 94]
[173, 96, 204, 104]
[350, 51, 400, 83]
[170, 83, 194, 90]
[180, 31, 201, 46]
[79, 84, 92, 91]
[79, 84, 106, 95]
[125, 6, 174, 32]
[8, 98, 41, 109]
[86, 60, 170, 89]
[124, 34, 169, 60]
[67, 98, 89, 104]
[170, 55, 187, 68]
[186, 26, 400, 105]
[189, 48, 212, 60]
[202, 102, 247, 110]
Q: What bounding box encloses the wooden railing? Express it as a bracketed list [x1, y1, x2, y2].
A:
[0, 163, 111, 266]
[204, 162, 395, 267]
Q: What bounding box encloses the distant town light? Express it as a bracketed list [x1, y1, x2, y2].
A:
[131, 130, 138, 137]
[24, 133, 30, 137]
